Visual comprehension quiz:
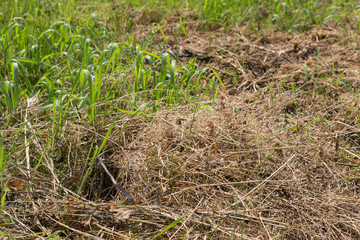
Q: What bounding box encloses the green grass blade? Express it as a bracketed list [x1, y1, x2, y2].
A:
[152, 215, 186, 239]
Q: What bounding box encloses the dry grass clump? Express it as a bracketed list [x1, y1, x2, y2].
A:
[115, 88, 358, 239]
[3, 84, 359, 239]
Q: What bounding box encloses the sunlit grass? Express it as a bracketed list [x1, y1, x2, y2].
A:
[1, 0, 360, 239]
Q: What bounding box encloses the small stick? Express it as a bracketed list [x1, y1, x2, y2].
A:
[44, 212, 103, 240]
[322, 161, 339, 186]
[246, 154, 296, 197]
[98, 157, 136, 205]
[25, 99, 31, 177]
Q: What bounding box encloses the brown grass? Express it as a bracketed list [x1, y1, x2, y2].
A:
[2, 20, 360, 239]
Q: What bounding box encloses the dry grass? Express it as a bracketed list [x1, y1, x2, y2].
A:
[2, 19, 360, 240]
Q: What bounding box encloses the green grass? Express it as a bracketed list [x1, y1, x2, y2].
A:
[0, 0, 358, 117]
[0, 0, 222, 121]
[0, 0, 358, 120]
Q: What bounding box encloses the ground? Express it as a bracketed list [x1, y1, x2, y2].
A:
[1, 1, 360, 239]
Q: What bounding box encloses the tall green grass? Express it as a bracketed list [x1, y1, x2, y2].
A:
[1, 0, 358, 122]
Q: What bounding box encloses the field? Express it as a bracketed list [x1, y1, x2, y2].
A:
[1, 0, 360, 239]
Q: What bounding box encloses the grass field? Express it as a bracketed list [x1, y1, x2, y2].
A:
[1, 0, 360, 239]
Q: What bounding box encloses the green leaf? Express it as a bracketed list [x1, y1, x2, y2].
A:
[320, 117, 334, 127]
[152, 215, 186, 239]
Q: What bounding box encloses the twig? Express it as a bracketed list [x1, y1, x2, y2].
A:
[164, 179, 299, 198]
[259, 212, 272, 239]
[95, 223, 130, 239]
[73, 122, 149, 196]
[340, 147, 360, 160]
[98, 157, 136, 205]
[225, 146, 301, 156]
[25, 98, 31, 177]
[2, 210, 42, 239]
[23, 96, 58, 189]
[246, 154, 296, 197]
[27, 122, 58, 189]
[169, 197, 204, 240]
[44, 212, 103, 240]
[322, 161, 339, 186]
